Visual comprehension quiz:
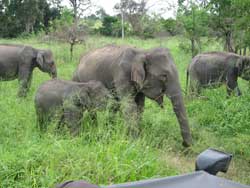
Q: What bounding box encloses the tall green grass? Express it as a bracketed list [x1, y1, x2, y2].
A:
[0, 36, 250, 187]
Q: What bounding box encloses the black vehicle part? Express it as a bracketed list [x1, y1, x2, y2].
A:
[195, 148, 232, 175]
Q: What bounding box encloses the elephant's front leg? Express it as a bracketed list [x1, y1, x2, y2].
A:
[236, 85, 242, 96]
[116, 81, 142, 137]
[135, 92, 145, 114]
[63, 104, 83, 136]
[226, 71, 240, 96]
[18, 66, 32, 97]
[120, 96, 142, 137]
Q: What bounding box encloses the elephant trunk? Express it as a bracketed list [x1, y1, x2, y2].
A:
[51, 64, 57, 78]
[166, 84, 192, 147]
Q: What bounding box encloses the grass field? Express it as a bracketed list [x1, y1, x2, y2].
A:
[0, 36, 250, 187]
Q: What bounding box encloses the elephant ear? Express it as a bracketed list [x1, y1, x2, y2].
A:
[131, 54, 146, 89]
[78, 88, 91, 108]
[36, 51, 44, 67]
[235, 58, 244, 76]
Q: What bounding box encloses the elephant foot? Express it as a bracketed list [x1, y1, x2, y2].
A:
[182, 136, 192, 147]
[182, 140, 192, 147]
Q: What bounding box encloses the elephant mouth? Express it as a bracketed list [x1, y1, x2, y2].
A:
[154, 94, 164, 108]
[51, 70, 57, 78]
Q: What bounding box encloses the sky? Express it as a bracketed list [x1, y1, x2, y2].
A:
[61, 0, 178, 18]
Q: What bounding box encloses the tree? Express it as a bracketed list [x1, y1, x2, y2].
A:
[57, 0, 92, 59]
[0, 0, 60, 38]
[68, 0, 91, 25]
[99, 16, 123, 37]
[207, 0, 237, 52]
[160, 18, 180, 36]
[114, 0, 148, 37]
[177, 0, 209, 57]
[50, 9, 86, 60]
[231, 0, 250, 54]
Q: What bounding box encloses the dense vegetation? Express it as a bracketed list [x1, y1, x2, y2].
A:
[0, 36, 250, 188]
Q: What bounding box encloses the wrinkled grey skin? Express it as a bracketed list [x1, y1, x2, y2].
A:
[0, 44, 57, 97]
[35, 79, 110, 135]
[72, 45, 192, 147]
[186, 51, 250, 96]
[56, 180, 99, 188]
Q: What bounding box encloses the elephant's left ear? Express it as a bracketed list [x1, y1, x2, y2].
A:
[36, 51, 44, 67]
[235, 58, 244, 76]
[131, 55, 146, 89]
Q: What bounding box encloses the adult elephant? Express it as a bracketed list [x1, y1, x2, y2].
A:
[72, 45, 192, 147]
[186, 51, 250, 96]
[0, 44, 57, 97]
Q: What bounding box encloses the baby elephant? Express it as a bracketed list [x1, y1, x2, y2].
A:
[35, 79, 110, 135]
[186, 51, 250, 96]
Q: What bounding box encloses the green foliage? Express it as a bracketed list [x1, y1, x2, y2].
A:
[0, 36, 250, 187]
[160, 18, 181, 36]
[99, 16, 129, 37]
[50, 8, 74, 31]
[177, 1, 210, 56]
[0, 0, 60, 38]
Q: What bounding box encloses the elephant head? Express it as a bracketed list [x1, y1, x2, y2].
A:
[36, 50, 57, 78]
[131, 48, 192, 147]
[238, 56, 250, 81]
[78, 81, 111, 110]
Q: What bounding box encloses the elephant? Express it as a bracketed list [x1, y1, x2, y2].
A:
[0, 44, 57, 97]
[34, 79, 111, 135]
[186, 51, 250, 96]
[72, 45, 192, 147]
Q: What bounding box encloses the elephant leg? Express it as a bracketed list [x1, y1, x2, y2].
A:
[236, 86, 242, 96]
[115, 82, 141, 137]
[89, 110, 98, 126]
[63, 104, 83, 136]
[190, 79, 201, 97]
[36, 108, 48, 132]
[135, 92, 145, 114]
[57, 114, 65, 131]
[120, 96, 141, 137]
[37, 114, 51, 132]
[226, 74, 238, 96]
[18, 67, 32, 97]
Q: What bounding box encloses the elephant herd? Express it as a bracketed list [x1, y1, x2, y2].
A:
[1, 43, 250, 147]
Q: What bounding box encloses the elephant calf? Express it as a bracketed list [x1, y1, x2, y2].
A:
[186, 51, 250, 96]
[0, 44, 57, 97]
[35, 79, 110, 135]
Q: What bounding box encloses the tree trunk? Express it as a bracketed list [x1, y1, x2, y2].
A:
[225, 31, 234, 52]
[70, 42, 74, 61]
[121, 10, 125, 39]
[191, 38, 195, 58]
[25, 22, 31, 33]
[243, 47, 247, 55]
